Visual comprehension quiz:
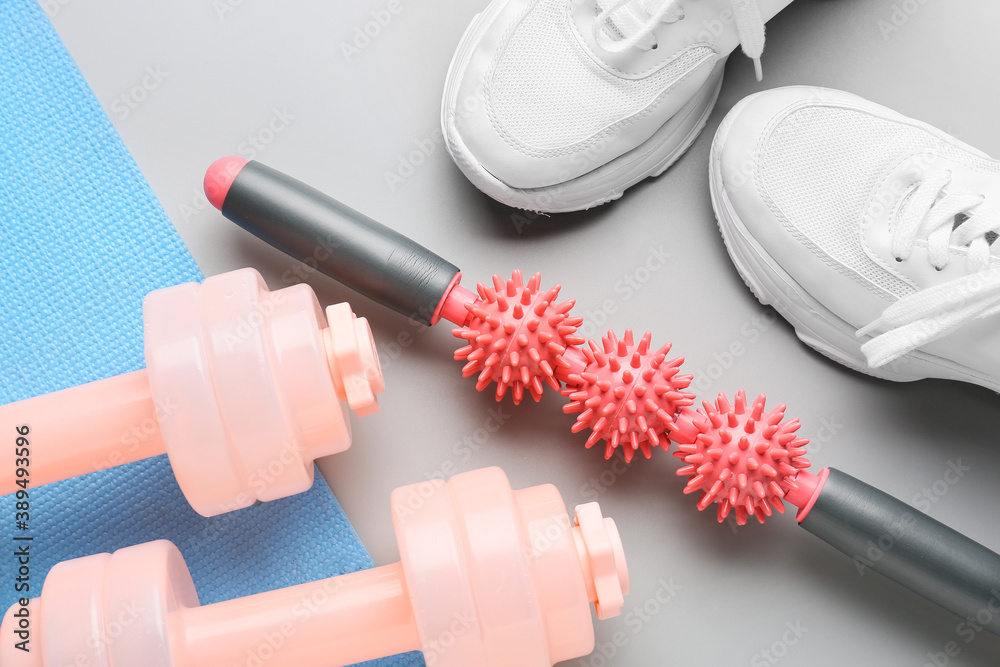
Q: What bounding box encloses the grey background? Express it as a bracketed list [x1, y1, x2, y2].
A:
[45, 0, 1000, 664]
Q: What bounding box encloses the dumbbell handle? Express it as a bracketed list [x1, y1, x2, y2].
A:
[177, 562, 420, 667]
[0, 370, 165, 495]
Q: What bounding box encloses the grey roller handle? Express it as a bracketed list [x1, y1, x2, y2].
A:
[799, 468, 1000, 635]
[221, 160, 460, 326]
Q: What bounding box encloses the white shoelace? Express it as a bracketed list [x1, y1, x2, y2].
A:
[858, 170, 1000, 367]
[594, 0, 767, 80]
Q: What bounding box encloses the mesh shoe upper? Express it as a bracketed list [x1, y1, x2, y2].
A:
[487, 0, 714, 154]
[758, 104, 925, 299]
[443, 0, 796, 196]
[756, 103, 1000, 300]
[714, 86, 1000, 383]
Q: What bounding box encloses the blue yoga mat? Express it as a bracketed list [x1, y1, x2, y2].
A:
[0, 2, 422, 665]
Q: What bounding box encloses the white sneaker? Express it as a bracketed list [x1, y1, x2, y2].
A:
[711, 86, 1000, 392]
[442, 0, 794, 212]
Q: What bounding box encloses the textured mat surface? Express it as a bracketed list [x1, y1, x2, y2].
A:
[0, 2, 422, 664]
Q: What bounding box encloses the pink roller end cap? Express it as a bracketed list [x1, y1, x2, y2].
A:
[669, 390, 811, 526]
[204, 156, 249, 210]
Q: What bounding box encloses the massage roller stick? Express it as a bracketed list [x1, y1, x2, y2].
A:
[0, 467, 629, 667]
[670, 389, 1000, 635]
[205, 157, 695, 462]
[0, 268, 383, 516]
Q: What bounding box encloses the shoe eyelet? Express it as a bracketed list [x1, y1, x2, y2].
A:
[894, 256, 903, 263]
[934, 266, 944, 272]
[651, 43, 658, 49]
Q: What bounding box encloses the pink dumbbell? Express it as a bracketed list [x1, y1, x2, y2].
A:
[0, 268, 383, 516]
[1, 467, 629, 667]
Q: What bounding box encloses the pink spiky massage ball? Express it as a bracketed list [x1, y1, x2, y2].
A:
[669, 390, 811, 525]
[562, 330, 694, 463]
[452, 270, 585, 404]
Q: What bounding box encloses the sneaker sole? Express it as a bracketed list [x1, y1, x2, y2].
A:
[441, 4, 726, 213]
[708, 91, 1000, 392]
